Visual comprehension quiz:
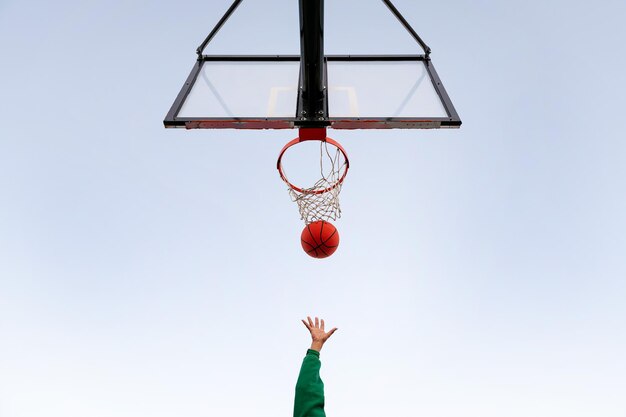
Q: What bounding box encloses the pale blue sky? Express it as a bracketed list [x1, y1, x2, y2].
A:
[1, 0, 625, 416]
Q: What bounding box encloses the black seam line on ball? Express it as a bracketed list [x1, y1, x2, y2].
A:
[322, 228, 337, 245]
[318, 221, 325, 242]
[301, 239, 315, 250]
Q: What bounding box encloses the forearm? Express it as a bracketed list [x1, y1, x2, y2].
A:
[294, 350, 326, 417]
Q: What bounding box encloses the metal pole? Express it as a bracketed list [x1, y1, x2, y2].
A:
[196, 0, 243, 59]
[382, 0, 431, 57]
[298, 0, 326, 120]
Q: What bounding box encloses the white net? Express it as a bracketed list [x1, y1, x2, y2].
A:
[282, 141, 348, 225]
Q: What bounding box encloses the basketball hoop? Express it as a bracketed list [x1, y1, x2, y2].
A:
[277, 128, 349, 224]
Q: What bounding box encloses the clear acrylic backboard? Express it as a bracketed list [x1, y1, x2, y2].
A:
[164, 55, 460, 129]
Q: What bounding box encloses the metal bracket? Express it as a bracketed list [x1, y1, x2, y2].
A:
[382, 0, 432, 58]
[196, 0, 243, 60]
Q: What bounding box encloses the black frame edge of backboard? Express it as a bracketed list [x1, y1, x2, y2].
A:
[163, 60, 203, 128]
[163, 55, 461, 130]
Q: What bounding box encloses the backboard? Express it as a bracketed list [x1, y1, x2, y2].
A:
[164, 0, 461, 130]
[164, 55, 460, 130]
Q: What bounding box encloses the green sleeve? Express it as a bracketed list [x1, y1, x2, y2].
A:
[293, 349, 326, 417]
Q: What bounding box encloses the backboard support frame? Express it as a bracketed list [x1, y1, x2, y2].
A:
[164, 0, 461, 130]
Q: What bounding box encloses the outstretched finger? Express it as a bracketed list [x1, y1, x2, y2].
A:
[302, 319, 311, 330]
[327, 327, 338, 338]
[314, 317, 319, 328]
[321, 319, 325, 331]
[307, 316, 314, 328]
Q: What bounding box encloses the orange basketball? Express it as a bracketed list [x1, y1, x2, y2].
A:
[301, 220, 340, 258]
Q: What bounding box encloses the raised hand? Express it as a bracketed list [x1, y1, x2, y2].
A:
[302, 316, 338, 352]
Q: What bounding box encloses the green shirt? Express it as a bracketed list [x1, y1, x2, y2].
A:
[293, 349, 326, 417]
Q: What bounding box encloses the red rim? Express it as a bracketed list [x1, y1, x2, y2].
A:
[277, 135, 350, 195]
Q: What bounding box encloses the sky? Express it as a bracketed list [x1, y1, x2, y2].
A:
[1, 0, 625, 416]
